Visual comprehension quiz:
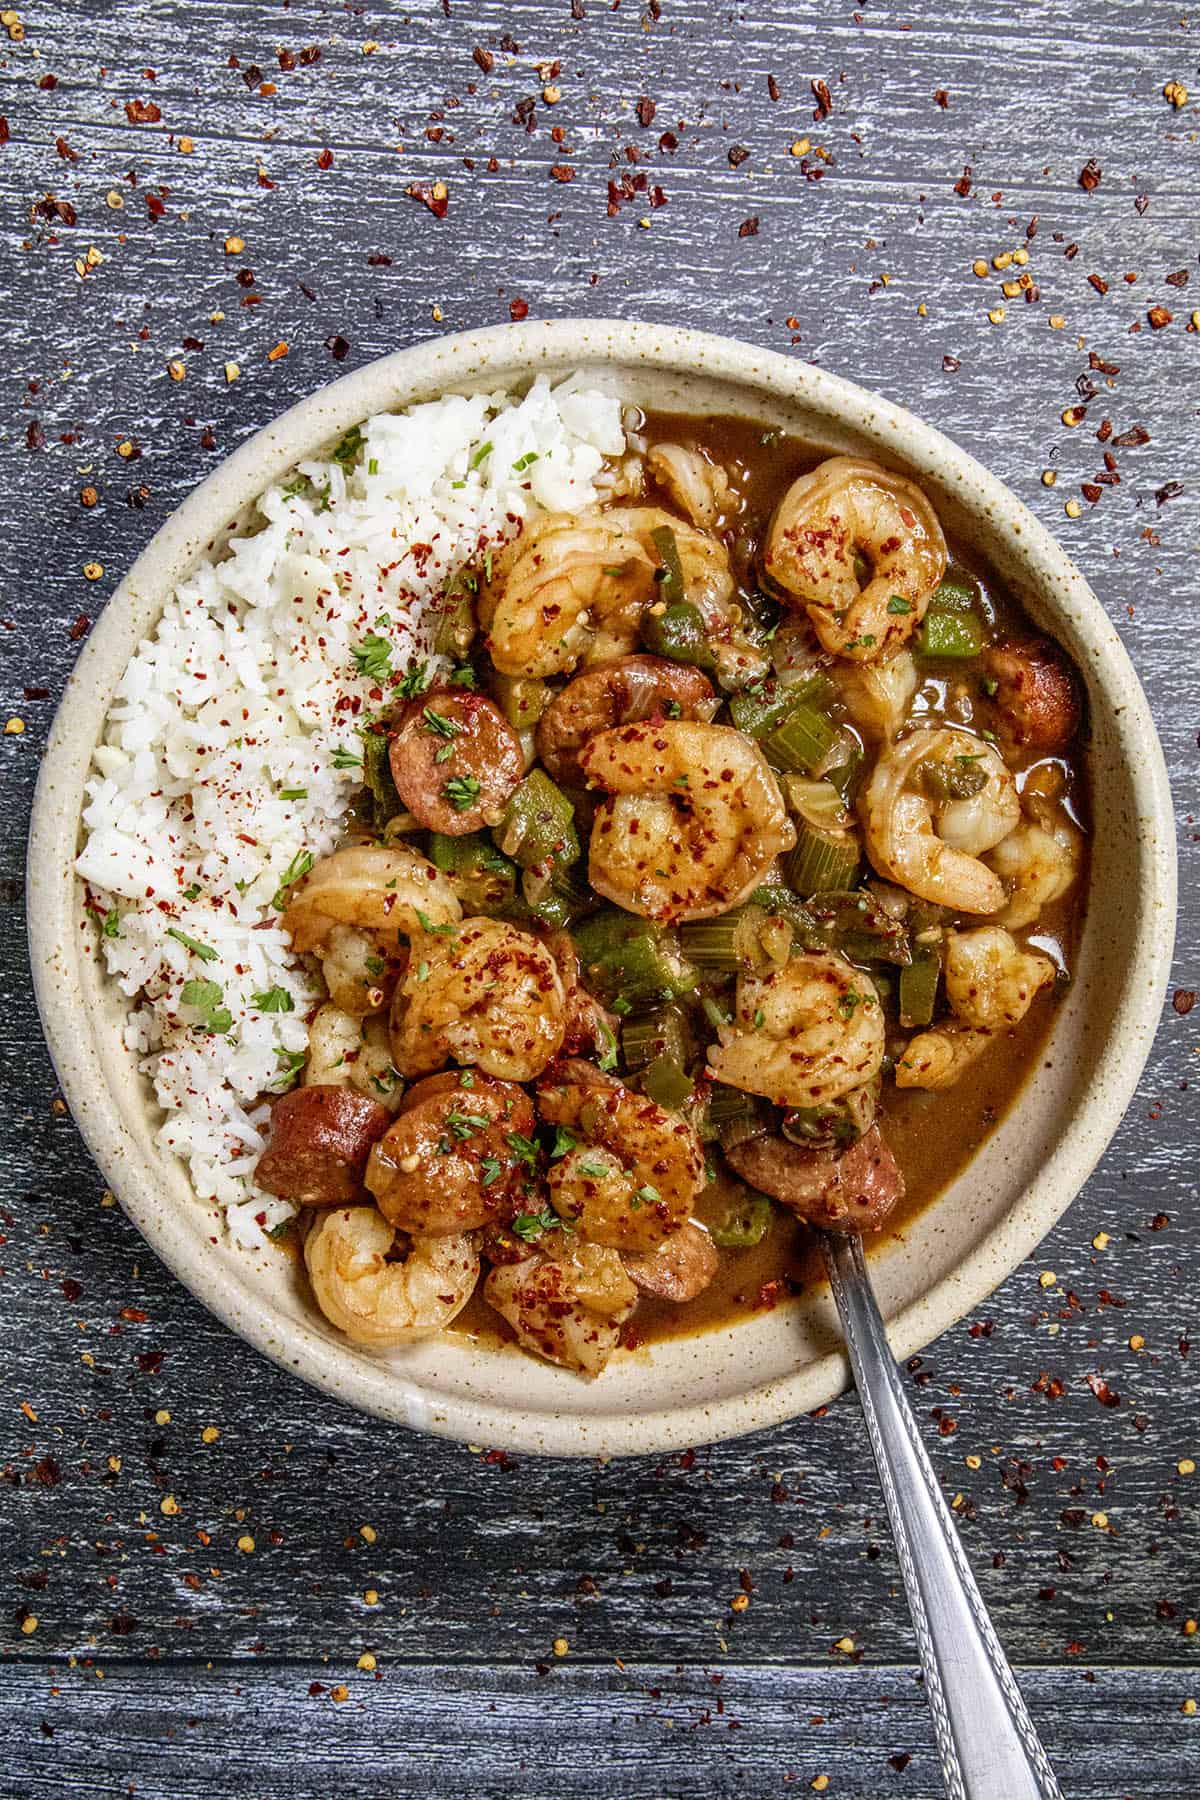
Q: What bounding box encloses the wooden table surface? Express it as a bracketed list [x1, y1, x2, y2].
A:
[1, 2, 1196, 1794]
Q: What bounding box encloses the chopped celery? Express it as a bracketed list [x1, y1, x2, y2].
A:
[622, 1004, 690, 1073]
[708, 1187, 774, 1249]
[496, 769, 580, 871]
[641, 1058, 695, 1110]
[804, 889, 912, 965]
[640, 600, 714, 670]
[491, 672, 551, 730]
[761, 703, 837, 775]
[429, 832, 518, 913]
[916, 609, 982, 659]
[782, 775, 850, 829]
[899, 950, 940, 1027]
[680, 905, 792, 974]
[729, 673, 834, 739]
[785, 820, 861, 895]
[649, 524, 686, 606]
[920, 754, 988, 801]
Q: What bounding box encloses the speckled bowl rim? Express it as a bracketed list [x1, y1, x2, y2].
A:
[28, 319, 1176, 1458]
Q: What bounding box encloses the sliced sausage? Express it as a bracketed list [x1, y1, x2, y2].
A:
[535, 655, 718, 783]
[622, 1219, 719, 1302]
[725, 1124, 904, 1234]
[387, 689, 524, 835]
[256, 1085, 392, 1205]
[981, 638, 1081, 755]
[365, 1070, 535, 1234]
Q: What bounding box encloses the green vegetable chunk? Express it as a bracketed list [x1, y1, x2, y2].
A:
[496, 768, 580, 872]
[361, 730, 403, 827]
[649, 523, 686, 606]
[760, 702, 837, 776]
[432, 571, 477, 659]
[899, 950, 941, 1027]
[640, 599, 714, 670]
[916, 610, 982, 659]
[708, 1187, 775, 1249]
[429, 831, 518, 913]
[572, 911, 697, 1009]
[785, 820, 861, 896]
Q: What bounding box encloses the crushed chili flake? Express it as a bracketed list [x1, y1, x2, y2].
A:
[549, 164, 575, 183]
[1086, 1372, 1120, 1408]
[509, 297, 529, 321]
[316, 148, 333, 170]
[407, 181, 449, 218]
[953, 165, 972, 198]
[1147, 305, 1173, 329]
[473, 45, 494, 73]
[1112, 424, 1150, 447]
[767, 74, 780, 102]
[934, 88, 949, 108]
[810, 78, 833, 120]
[125, 98, 162, 124]
[738, 216, 760, 238]
[728, 144, 750, 168]
[1078, 159, 1102, 192]
[1172, 990, 1195, 1016]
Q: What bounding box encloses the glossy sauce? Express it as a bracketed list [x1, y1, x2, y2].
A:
[451, 410, 1089, 1352]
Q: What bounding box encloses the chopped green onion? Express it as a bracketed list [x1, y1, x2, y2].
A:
[102, 907, 121, 939]
[167, 927, 218, 962]
[332, 425, 364, 470]
[271, 849, 314, 911]
[708, 1188, 774, 1249]
[471, 440, 494, 469]
[280, 787, 308, 801]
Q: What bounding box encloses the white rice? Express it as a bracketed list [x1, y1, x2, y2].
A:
[76, 375, 627, 1247]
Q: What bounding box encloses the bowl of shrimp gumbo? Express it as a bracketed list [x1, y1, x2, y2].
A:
[255, 411, 1087, 1377]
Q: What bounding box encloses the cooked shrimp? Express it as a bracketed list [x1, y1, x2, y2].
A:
[256, 1086, 392, 1205]
[305, 1004, 404, 1111]
[283, 844, 461, 954]
[622, 1219, 718, 1301]
[894, 1023, 994, 1090]
[647, 443, 735, 532]
[859, 727, 1019, 913]
[387, 690, 524, 835]
[762, 455, 947, 662]
[537, 1059, 705, 1252]
[304, 1207, 478, 1344]
[480, 512, 658, 678]
[390, 916, 566, 1081]
[944, 926, 1056, 1029]
[706, 952, 886, 1108]
[725, 1124, 903, 1233]
[982, 638, 1081, 755]
[314, 924, 395, 1017]
[986, 818, 1081, 930]
[484, 1238, 637, 1377]
[835, 650, 919, 743]
[535, 655, 719, 784]
[366, 1071, 535, 1234]
[579, 720, 796, 923]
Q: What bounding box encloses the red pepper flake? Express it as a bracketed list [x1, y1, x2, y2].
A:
[55, 135, 79, 162]
[473, 45, 494, 73]
[549, 164, 575, 183]
[299, 46, 321, 67]
[1172, 989, 1195, 1015]
[934, 88, 949, 108]
[136, 1351, 165, 1373]
[635, 96, 657, 129]
[1165, 268, 1190, 288]
[125, 98, 162, 125]
[324, 334, 349, 361]
[953, 165, 973, 198]
[146, 194, 166, 220]
[1135, 193, 1150, 215]
[1156, 480, 1184, 505]
[407, 181, 449, 219]
[810, 78, 833, 121]
[942, 353, 961, 372]
[509, 297, 529, 321]
[737, 216, 760, 238]
[728, 144, 750, 168]
[658, 130, 678, 154]
[30, 1456, 61, 1487]
[0, 117, 8, 144]
[1087, 273, 1108, 295]
[25, 686, 50, 700]
[316, 148, 333, 170]
[277, 49, 296, 71]
[1080, 482, 1102, 505]
[1086, 1372, 1120, 1408]
[25, 419, 45, 453]
[767, 74, 780, 102]
[1078, 159, 1102, 192]
[1113, 423, 1150, 447]
[68, 614, 91, 641]
[1147, 305, 1173, 329]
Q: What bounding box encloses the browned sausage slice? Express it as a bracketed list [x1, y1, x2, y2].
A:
[365, 1070, 536, 1234]
[535, 655, 719, 783]
[725, 1124, 904, 1234]
[622, 1220, 719, 1302]
[256, 1085, 392, 1205]
[981, 638, 1081, 755]
[388, 689, 524, 835]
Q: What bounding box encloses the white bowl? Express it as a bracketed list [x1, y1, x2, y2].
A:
[27, 320, 1176, 1457]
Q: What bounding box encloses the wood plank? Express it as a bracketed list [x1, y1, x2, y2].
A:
[2, 1660, 1198, 1799]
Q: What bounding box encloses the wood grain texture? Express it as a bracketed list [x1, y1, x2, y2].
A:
[1, 0, 1197, 1791]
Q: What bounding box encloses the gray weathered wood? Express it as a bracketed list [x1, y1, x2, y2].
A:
[1, 0, 1197, 1790]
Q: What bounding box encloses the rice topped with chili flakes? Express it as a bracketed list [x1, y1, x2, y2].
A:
[76, 375, 626, 1246]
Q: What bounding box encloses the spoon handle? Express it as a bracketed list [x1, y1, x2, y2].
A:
[819, 1232, 1062, 1800]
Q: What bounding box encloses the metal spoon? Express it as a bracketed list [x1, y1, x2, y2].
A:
[819, 1230, 1063, 1800]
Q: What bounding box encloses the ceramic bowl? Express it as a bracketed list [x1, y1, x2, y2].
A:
[27, 320, 1176, 1457]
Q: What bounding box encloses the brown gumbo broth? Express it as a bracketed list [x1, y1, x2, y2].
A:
[263, 406, 1088, 1372]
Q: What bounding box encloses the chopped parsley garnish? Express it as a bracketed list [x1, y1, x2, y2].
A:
[596, 1020, 619, 1073]
[271, 849, 314, 910]
[955, 753, 982, 767]
[273, 1048, 307, 1088]
[663, 699, 683, 718]
[480, 1157, 504, 1187]
[578, 1156, 611, 1179]
[458, 1070, 475, 1088]
[443, 774, 482, 812]
[844, 633, 877, 651]
[180, 978, 232, 1035]
[449, 665, 477, 689]
[182, 884, 202, 902]
[611, 997, 632, 1017]
[280, 787, 307, 801]
[397, 660, 432, 699]
[102, 907, 121, 939]
[634, 1183, 660, 1207]
[886, 595, 913, 615]
[470, 440, 494, 469]
[167, 927, 218, 962]
[753, 1007, 765, 1029]
[550, 1126, 578, 1160]
[251, 986, 294, 1013]
[415, 909, 457, 936]
[351, 633, 393, 682]
[511, 1209, 561, 1241]
[422, 707, 461, 741]
[365, 953, 386, 977]
[506, 1131, 539, 1172]
[332, 425, 364, 470]
[838, 988, 863, 1019]
[331, 745, 363, 769]
[416, 959, 430, 982]
[981, 676, 1000, 697]
[445, 1110, 490, 1139]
